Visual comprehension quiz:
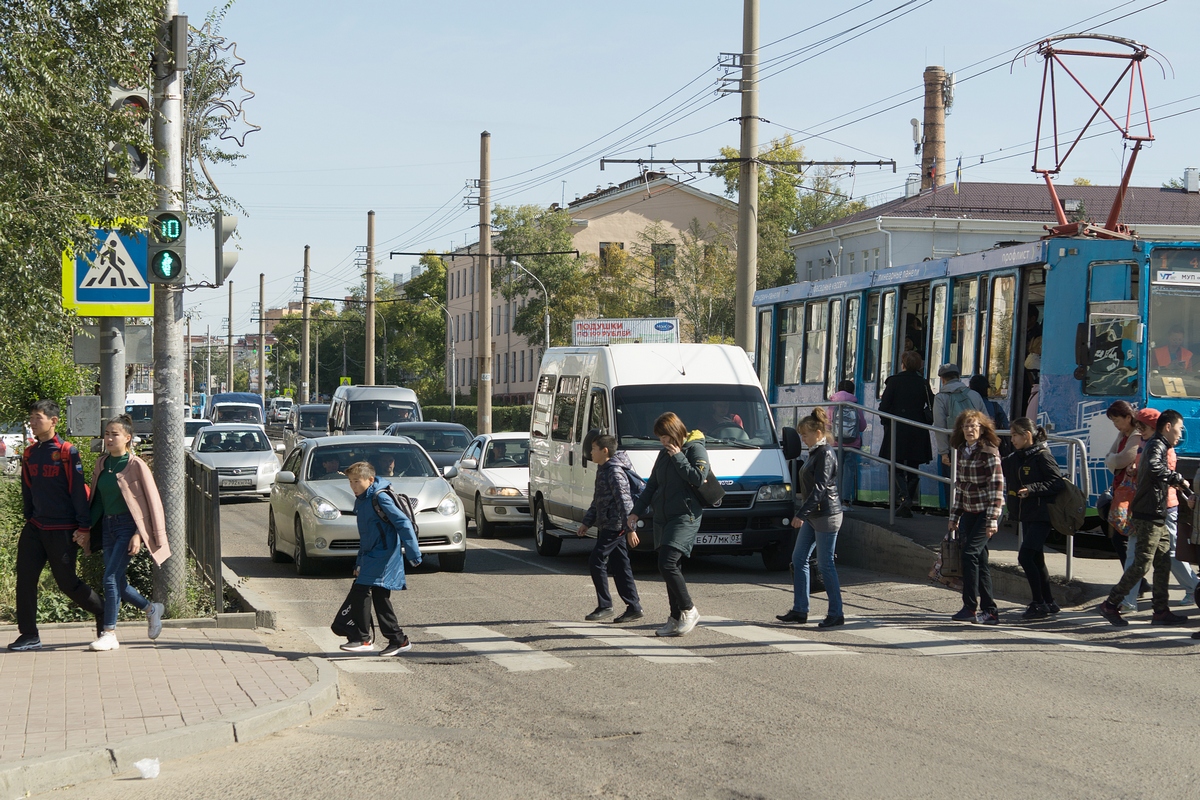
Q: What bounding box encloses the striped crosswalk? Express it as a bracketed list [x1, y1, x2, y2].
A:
[303, 627, 414, 673]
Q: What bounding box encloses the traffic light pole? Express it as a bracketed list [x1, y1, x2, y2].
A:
[151, 0, 187, 612]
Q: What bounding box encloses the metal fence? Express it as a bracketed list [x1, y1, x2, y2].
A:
[772, 400, 1090, 581]
[185, 454, 223, 611]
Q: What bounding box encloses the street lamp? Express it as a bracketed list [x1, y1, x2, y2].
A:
[508, 259, 551, 349]
[422, 294, 457, 422]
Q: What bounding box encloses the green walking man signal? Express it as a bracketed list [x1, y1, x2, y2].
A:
[147, 210, 187, 284]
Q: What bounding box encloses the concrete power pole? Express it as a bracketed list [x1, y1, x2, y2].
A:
[365, 211, 375, 385]
[226, 279, 234, 391]
[300, 246, 311, 402]
[151, 0, 186, 610]
[734, 0, 760, 359]
[258, 273, 266, 401]
[477, 131, 493, 434]
[99, 319, 126, 426]
[921, 65, 947, 190]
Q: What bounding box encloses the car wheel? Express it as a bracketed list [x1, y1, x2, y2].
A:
[761, 540, 792, 572]
[475, 495, 497, 539]
[268, 509, 290, 563]
[534, 500, 562, 556]
[294, 518, 316, 576]
[439, 550, 466, 572]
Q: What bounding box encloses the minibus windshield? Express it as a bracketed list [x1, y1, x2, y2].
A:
[613, 384, 778, 450]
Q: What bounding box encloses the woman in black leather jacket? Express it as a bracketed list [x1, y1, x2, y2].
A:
[1002, 418, 1065, 620]
[777, 407, 844, 628]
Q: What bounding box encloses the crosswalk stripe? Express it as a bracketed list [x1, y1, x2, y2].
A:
[701, 616, 852, 656]
[839, 619, 991, 656]
[302, 627, 413, 673]
[425, 624, 573, 672]
[549, 622, 712, 664]
[979, 624, 1125, 653]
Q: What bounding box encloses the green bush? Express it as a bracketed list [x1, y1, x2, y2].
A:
[422, 405, 531, 433]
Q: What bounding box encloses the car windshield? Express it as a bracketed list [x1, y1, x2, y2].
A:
[1149, 254, 1200, 398]
[185, 420, 209, 436]
[612, 384, 779, 450]
[348, 400, 418, 428]
[214, 406, 263, 424]
[307, 443, 436, 481]
[399, 427, 472, 453]
[300, 411, 328, 429]
[0, 424, 25, 434]
[197, 429, 271, 453]
[485, 439, 530, 467]
[125, 404, 152, 421]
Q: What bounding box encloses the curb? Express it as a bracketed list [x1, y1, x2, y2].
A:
[0, 656, 339, 799]
[838, 515, 1108, 607]
[222, 563, 278, 630]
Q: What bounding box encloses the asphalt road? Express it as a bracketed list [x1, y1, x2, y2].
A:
[52, 494, 1200, 799]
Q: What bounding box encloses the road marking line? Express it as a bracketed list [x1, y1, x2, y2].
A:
[425, 624, 573, 672]
[840, 619, 991, 656]
[701, 616, 852, 656]
[980, 625, 1125, 653]
[466, 541, 571, 575]
[549, 622, 712, 664]
[302, 627, 413, 673]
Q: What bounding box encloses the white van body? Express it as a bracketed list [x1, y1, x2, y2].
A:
[268, 396, 294, 422]
[124, 392, 154, 440]
[528, 343, 794, 570]
[327, 385, 422, 435]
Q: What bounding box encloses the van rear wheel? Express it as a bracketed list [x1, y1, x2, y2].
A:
[534, 500, 562, 556]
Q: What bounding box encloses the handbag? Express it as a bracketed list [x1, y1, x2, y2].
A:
[695, 468, 726, 507]
[1175, 508, 1197, 565]
[1108, 470, 1137, 536]
[940, 531, 962, 578]
[331, 589, 376, 640]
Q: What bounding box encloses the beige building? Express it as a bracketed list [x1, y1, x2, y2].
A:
[444, 173, 734, 403]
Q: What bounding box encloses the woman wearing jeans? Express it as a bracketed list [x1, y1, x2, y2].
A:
[629, 412, 708, 638]
[83, 415, 170, 651]
[947, 410, 1005, 625]
[777, 407, 844, 628]
[1002, 417, 1065, 620]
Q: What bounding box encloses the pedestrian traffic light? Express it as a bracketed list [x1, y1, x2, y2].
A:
[106, 80, 151, 181]
[148, 210, 187, 284]
[215, 213, 239, 286]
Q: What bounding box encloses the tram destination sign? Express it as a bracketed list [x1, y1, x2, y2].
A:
[1152, 269, 1200, 286]
[572, 317, 680, 346]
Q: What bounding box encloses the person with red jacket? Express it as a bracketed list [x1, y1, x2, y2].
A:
[8, 400, 105, 652]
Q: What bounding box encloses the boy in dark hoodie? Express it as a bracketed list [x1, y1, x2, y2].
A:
[577, 433, 643, 623]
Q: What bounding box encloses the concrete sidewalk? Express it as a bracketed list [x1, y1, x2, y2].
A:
[0, 622, 338, 798]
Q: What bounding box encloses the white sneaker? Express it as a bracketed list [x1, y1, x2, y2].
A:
[147, 602, 165, 640]
[1119, 601, 1138, 614]
[674, 606, 700, 636]
[90, 631, 119, 651]
[655, 617, 679, 637]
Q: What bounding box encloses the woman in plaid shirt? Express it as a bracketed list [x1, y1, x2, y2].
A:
[947, 410, 1006, 625]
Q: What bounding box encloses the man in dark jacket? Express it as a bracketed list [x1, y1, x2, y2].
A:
[1100, 410, 1192, 626]
[879, 350, 935, 516]
[577, 434, 642, 623]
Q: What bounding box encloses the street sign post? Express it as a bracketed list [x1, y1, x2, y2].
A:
[61, 223, 154, 316]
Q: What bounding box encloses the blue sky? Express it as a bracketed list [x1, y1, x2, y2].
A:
[183, 0, 1198, 338]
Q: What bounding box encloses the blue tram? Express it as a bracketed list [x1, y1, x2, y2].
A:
[753, 238, 1200, 511]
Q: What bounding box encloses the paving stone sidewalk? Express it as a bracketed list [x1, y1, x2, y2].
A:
[0, 625, 313, 764]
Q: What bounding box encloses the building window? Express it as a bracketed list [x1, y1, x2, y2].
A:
[805, 260, 814, 280]
[848, 252, 855, 274]
[469, 312, 474, 340]
[652, 243, 676, 274]
[599, 241, 624, 270]
[874, 248, 881, 269]
[861, 251, 869, 273]
[519, 350, 525, 383]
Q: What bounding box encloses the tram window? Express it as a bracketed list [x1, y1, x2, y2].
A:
[1148, 252, 1199, 398]
[757, 310, 773, 391]
[879, 291, 897, 393]
[929, 284, 948, 376]
[804, 301, 829, 384]
[864, 293, 881, 382]
[826, 299, 843, 399]
[776, 304, 804, 386]
[1085, 262, 1140, 397]
[842, 297, 860, 383]
[950, 278, 979, 377]
[900, 284, 930, 361]
[986, 275, 1016, 399]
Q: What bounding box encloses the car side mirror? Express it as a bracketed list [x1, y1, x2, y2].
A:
[781, 427, 803, 460]
[275, 471, 296, 484]
[284, 423, 294, 431]
[460, 458, 478, 470]
[275, 443, 286, 453]
[443, 465, 459, 479]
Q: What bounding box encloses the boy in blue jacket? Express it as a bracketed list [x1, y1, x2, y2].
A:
[576, 434, 643, 623]
[342, 461, 422, 656]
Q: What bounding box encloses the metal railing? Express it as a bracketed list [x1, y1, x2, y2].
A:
[772, 400, 1090, 580]
[185, 454, 223, 611]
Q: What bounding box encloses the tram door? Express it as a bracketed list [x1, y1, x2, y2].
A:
[899, 284, 931, 368]
[982, 272, 1020, 421]
[1014, 267, 1046, 420]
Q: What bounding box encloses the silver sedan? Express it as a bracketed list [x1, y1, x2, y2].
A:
[269, 435, 467, 575]
[190, 424, 284, 498]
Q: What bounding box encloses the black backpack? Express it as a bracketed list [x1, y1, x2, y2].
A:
[371, 485, 419, 537]
[1047, 480, 1087, 537]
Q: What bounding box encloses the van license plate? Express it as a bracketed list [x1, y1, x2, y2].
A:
[221, 478, 254, 488]
[695, 533, 742, 546]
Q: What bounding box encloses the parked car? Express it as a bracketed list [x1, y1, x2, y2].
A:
[0, 423, 31, 476]
[183, 419, 211, 450]
[269, 435, 466, 575]
[452, 432, 531, 538]
[189, 423, 284, 499]
[383, 421, 473, 470]
[268, 396, 294, 423]
[284, 404, 330, 451]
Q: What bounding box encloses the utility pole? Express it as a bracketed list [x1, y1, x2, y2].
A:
[151, 0, 186, 611]
[258, 273, 266, 401]
[734, 0, 759, 358]
[206, 324, 211, 403]
[365, 210, 376, 385]
[99, 318, 125, 426]
[185, 316, 191, 409]
[226, 279, 234, 391]
[477, 131, 493, 434]
[300, 246, 311, 402]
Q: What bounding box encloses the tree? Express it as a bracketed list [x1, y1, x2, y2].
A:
[711, 136, 866, 288]
[662, 219, 736, 343]
[1072, 177, 1093, 186]
[391, 253, 450, 400]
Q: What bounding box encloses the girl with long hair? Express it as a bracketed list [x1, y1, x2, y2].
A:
[947, 410, 1005, 624]
[1002, 417, 1065, 619]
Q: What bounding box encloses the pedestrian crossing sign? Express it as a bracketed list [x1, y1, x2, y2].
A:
[61, 222, 153, 315]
